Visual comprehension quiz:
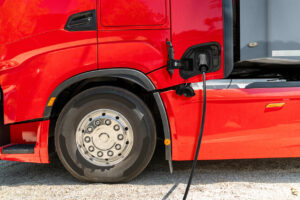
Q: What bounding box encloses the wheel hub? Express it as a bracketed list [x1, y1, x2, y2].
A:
[99, 133, 109, 143]
[76, 109, 134, 166]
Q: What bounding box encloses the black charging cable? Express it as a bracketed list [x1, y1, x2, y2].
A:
[183, 70, 207, 200]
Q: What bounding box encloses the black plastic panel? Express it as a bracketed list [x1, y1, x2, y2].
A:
[180, 43, 222, 79]
[246, 82, 300, 89]
[223, 0, 234, 77]
[65, 10, 97, 31]
[0, 89, 10, 147]
[2, 144, 35, 154]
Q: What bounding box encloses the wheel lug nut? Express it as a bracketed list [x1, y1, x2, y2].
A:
[97, 151, 103, 157]
[87, 126, 93, 133]
[94, 120, 101, 126]
[84, 136, 91, 143]
[88, 146, 94, 152]
[117, 134, 124, 140]
[115, 144, 121, 150]
[107, 150, 114, 157]
[114, 125, 120, 131]
[105, 119, 111, 126]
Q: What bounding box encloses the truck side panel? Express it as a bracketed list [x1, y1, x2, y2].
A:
[0, 0, 97, 124]
[161, 87, 300, 160]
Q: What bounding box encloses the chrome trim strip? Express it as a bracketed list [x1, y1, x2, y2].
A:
[191, 79, 231, 90]
[191, 79, 285, 90]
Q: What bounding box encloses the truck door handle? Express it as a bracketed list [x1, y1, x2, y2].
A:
[70, 16, 92, 26]
[65, 10, 97, 31]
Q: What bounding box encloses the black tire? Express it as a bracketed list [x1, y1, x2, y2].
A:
[55, 86, 156, 182]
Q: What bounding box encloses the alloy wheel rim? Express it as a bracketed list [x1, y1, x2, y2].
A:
[75, 109, 134, 166]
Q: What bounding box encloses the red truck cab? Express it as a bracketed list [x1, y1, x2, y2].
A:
[1, 0, 300, 182]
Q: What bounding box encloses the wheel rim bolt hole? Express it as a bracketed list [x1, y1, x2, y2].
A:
[114, 125, 120, 131]
[97, 151, 103, 157]
[94, 120, 101, 126]
[107, 151, 114, 157]
[88, 146, 94, 152]
[115, 144, 121, 150]
[84, 136, 91, 143]
[105, 119, 111, 126]
[87, 127, 93, 133]
[117, 134, 124, 140]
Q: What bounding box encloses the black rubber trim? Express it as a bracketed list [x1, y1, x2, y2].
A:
[7, 118, 48, 126]
[43, 68, 172, 161]
[2, 144, 35, 154]
[246, 82, 300, 89]
[44, 69, 156, 118]
[153, 92, 172, 161]
[223, 0, 234, 78]
[0, 87, 10, 146]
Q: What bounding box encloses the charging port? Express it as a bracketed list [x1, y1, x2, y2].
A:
[167, 41, 221, 79]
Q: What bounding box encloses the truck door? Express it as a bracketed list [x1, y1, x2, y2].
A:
[97, 0, 170, 74]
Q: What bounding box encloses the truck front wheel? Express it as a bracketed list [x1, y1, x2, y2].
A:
[55, 86, 156, 182]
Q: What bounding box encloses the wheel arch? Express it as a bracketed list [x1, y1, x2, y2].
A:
[44, 68, 172, 161]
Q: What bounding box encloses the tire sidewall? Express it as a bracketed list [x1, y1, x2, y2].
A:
[55, 86, 156, 182]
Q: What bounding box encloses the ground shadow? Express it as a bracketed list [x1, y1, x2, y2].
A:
[1, 147, 300, 187]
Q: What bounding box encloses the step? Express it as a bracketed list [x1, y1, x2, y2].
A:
[2, 144, 35, 154]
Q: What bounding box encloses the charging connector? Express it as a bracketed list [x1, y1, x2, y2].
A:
[183, 70, 207, 200]
[165, 41, 210, 199]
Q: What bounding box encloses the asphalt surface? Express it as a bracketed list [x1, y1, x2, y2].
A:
[1, 150, 300, 200]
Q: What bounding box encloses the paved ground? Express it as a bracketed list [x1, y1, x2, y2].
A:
[1, 150, 300, 200]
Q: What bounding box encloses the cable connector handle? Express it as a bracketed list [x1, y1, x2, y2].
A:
[166, 41, 188, 76]
[167, 41, 175, 60]
[167, 41, 175, 75]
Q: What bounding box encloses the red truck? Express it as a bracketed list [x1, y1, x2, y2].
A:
[1, 0, 300, 183]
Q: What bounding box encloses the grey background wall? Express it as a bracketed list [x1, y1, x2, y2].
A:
[240, 0, 300, 61]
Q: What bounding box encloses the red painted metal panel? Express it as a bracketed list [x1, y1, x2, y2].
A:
[168, 0, 225, 82]
[0, 120, 50, 163]
[98, 30, 170, 73]
[10, 122, 39, 144]
[0, 0, 97, 124]
[0, 38, 97, 124]
[0, 0, 95, 45]
[161, 87, 300, 160]
[100, 0, 167, 27]
[146, 0, 225, 89]
[97, 0, 170, 74]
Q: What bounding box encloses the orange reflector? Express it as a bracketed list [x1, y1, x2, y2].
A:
[266, 103, 285, 108]
[164, 139, 171, 146]
[47, 97, 56, 107]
